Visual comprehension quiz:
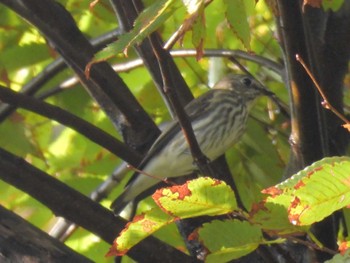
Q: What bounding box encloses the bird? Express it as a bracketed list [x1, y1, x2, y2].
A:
[110, 74, 272, 215]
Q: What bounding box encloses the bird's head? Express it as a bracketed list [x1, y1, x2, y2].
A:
[213, 74, 273, 100]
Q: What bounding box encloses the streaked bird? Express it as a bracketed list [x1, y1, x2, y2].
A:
[111, 74, 272, 215]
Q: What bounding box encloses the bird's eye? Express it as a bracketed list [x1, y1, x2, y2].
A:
[242, 77, 252, 86]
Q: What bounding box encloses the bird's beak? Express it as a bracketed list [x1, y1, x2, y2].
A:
[256, 82, 275, 97]
[261, 88, 275, 97]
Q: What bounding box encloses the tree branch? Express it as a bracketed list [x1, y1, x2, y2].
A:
[0, 28, 122, 122]
[110, 0, 194, 118]
[0, 205, 93, 263]
[0, 147, 192, 263]
[0, 84, 141, 166]
[1, 0, 160, 151]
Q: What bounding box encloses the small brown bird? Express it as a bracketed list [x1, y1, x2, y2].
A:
[111, 74, 272, 214]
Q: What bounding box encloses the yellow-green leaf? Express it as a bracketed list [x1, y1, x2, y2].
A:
[94, 0, 180, 60]
[106, 207, 175, 256]
[153, 177, 237, 218]
[263, 157, 350, 226]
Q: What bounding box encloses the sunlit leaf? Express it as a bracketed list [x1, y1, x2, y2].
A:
[153, 177, 238, 218]
[263, 157, 350, 226]
[106, 207, 175, 256]
[94, 0, 180, 60]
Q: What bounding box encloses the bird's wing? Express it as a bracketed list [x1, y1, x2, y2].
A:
[127, 90, 217, 183]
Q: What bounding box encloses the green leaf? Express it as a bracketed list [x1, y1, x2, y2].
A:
[191, 11, 205, 59]
[94, 0, 180, 60]
[199, 220, 262, 263]
[106, 207, 175, 256]
[224, 0, 252, 50]
[0, 114, 35, 157]
[322, 0, 344, 11]
[152, 177, 238, 218]
[325, 250, 350, 263]
[0, 43, 50, 71]
[263, 157, 350, 226]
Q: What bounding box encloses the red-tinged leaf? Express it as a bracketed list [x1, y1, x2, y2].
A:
[249, 200, 302, 234]
[223, 0, 252, 50]
[338, 241, 350, 255]
[288, 158, 350, 225]
[294, 180, 305, 189]
[249, 201, 268, 216]
[153, 177, 237, 218]
[261, 185, 283, 196]
[93, 0, 180, 60]
[199, 220, 263, 262]
[107, 207, 175, 256]
[263, 157, 350, 226]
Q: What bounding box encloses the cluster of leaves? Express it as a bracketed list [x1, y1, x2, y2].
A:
[92, 0, 255, 61]
[108, 157, 350, 262]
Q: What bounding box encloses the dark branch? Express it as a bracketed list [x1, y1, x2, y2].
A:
[0, 147, 192, 262]
[110, 0, 194, 118]
[1, 0, 160, 151]
[0, 28, 122, 122]
[0, 205, 93, 263]
[0, 84, 141, 166]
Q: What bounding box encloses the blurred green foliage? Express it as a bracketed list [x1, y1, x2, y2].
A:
[0, 0, 292, 262]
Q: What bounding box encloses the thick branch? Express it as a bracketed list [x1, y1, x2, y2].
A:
[277, 1, 350, 261]
[0, 205, 92, 263]
[110, 0, 194, 117]
[0, 147, 192, 263]
[277, 0, 324, 174]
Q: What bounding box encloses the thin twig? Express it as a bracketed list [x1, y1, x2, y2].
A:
[151, 47, 211, 175]
[296, 54, 350, 131]
[164, 0, 214, 50]
[287, 236, 337, 256]
[37, 49, 283, 100]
